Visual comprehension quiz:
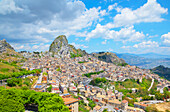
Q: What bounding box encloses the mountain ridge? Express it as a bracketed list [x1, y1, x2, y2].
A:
[151, 65, 170, 80]
[91, 52, 126, 65]
[116, 53, 170, 69]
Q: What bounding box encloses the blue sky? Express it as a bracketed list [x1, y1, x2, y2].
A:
[0, 0, 170, 55]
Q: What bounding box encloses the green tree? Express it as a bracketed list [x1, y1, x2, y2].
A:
[21, 86, 29, 90]
[77, 88, 80, 95]
[47, 85, 52, 92]
[89, 100, 96, 109]
[142, 95, 151, 100]
[43, 72, 48, 75]
[103, 109, 108, 112]
[155, 93, 163, 100]
[56, 67, 61, 72]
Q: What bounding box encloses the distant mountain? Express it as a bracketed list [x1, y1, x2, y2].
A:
[136, 53, 170, 59]
[116, 53, 170, 69]
[49, 35, 88, 57]
[91, 52, 126, 65]
[0, 39, 15, 53]
[151, 65, 170, 80]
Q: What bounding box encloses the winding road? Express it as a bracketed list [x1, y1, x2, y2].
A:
[148, 78, 154, 91]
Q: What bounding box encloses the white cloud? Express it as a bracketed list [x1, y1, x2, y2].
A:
[32, 45, 39, 50]
[108, 3, 117, 11]
[113, 0, 168, 27]
[161, 32, 170, 45]
[11, 43, 50, 51]
[133, 41, 159, 48]
[100, 10, 107, 16]
[32, 44, 50, 51]
[121, 46, 130, 49]
[86, 24, 145, 42]
[37, 6, 104, 35]
[102, 40, 107, 44]
[0, 0, 106, 52]
[34, 36, 49, 43]
[107, 48, 114, 52]
[148, 35, 158, 38]
[0, 0, 23, 15]
[11, 43, 31, 51]
[85, 0, 167, 42]
[70, 42, 88, 49]
[14, 45, 24, 50]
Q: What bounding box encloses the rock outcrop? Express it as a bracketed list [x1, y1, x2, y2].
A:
[91, 52, 126, 65]
[49, 35, 88, 57]
[0, 39, 15, 53]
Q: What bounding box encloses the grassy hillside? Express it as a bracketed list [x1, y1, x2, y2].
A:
[113, 78, 152, 90]
[0, 62, 20, 75]
[0, 60, 41, 80]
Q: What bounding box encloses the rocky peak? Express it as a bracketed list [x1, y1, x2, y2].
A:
[49, 35, 87, 57]
[0, 39, 15, 53]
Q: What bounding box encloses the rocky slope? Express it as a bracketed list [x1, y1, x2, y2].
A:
[0, 39, 25, 63]
[49, 35, 88, 57]
[91, 52, 126, 65]
[0, 39, 15, 53]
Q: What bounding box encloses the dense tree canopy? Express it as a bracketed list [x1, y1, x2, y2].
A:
[0, 98, 25, 112]
[7, 78, 22, 87]
[0, 87, 69, 112]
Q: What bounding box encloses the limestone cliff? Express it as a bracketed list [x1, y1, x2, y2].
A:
[49, 35, 88, 57]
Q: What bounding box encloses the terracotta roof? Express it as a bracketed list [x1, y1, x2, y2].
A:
[134, 102, 147, 107]
[108, 99, 121, 104]
[62, 98, 78, 105]
[96, 94, 105, 98]
[140, 104, 147, 107]
[100, 101, 106, 104]
[52, 88, 59, 90]
[122, 100, 128, 103]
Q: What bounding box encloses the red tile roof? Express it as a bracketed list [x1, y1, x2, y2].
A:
[115, 107, 119, 110]
[122, 100, 128, 103]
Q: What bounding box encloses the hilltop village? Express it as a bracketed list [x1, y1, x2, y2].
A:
[20, 52, 170, 112]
